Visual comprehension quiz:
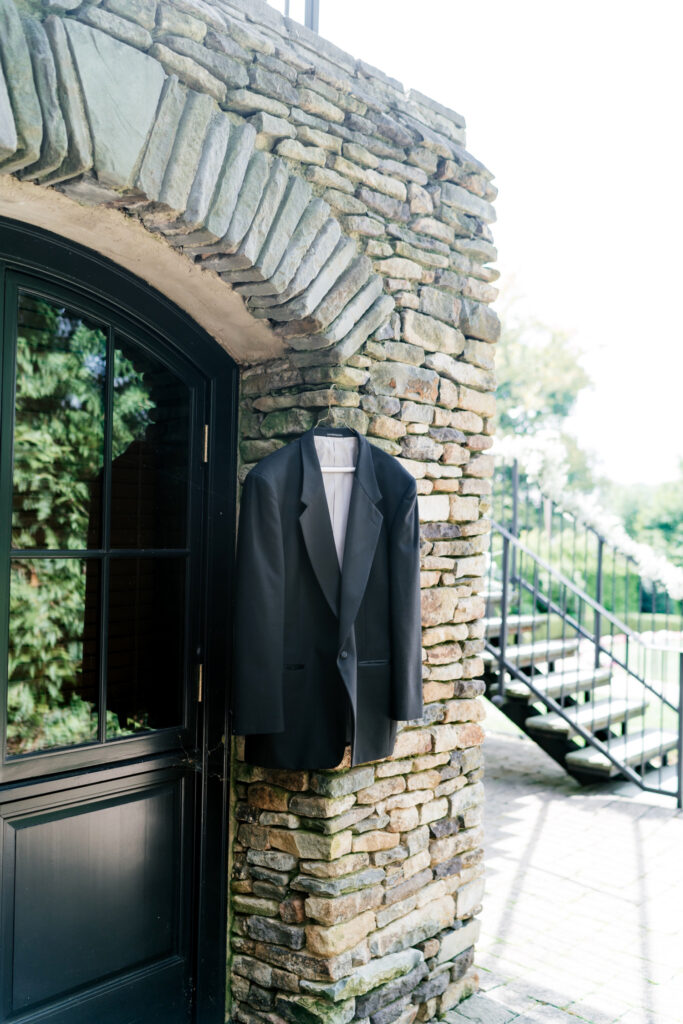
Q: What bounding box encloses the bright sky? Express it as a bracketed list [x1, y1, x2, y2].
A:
[271, 0, 683, 486]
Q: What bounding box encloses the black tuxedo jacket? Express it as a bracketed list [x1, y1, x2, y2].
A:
[231, 424, 423, 769]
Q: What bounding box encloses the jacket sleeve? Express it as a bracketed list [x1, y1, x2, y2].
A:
[388, 477, 424, 722]
[231, 469, 286, 735]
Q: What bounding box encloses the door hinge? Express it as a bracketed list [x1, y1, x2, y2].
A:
[197, 663, 204, 703]
[203, 424, 209, 463]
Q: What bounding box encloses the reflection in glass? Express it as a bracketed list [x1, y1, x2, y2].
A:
[110, 337, 190, 549]
[11, 294, 107, 550]
[106, 558, 186, 738]
[7, 559, 100, 756]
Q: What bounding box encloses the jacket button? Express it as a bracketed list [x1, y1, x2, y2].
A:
[340, 650, 348, 659]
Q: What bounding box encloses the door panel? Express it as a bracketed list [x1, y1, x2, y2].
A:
[2, 772, 191, 1021]
[0, 226, 235, 1024]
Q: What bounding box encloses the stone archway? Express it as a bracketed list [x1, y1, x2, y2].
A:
[0, 2, 393, 369]
[0, 1, 498, 1021]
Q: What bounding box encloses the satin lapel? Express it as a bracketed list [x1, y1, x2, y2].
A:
[299, 430, 341, 618]
[299, 491, 341, 617]
[338, 435, 383, 644]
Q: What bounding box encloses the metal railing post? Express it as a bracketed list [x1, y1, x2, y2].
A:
[305, 0, 320, 30]
[678, 651, 682, 810]
[492, 533, 509, 707]
[510, 459, 519, 583]
[594, 536, 603, 669]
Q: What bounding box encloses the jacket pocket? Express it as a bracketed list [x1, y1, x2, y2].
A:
[357, 658, 390, 667]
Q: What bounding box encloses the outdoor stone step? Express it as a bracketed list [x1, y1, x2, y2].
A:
[504, 664, 612, 700]
[565, 728, 679, 775]
[483, 636, 580, 668]
[524, 694, 649, 736]
[481, 585, 515, 610]
[482, 613, 536, 637]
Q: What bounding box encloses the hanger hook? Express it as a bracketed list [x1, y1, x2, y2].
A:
[315, 382, 337, 429]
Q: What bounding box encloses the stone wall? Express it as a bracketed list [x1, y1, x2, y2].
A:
[0, 1, 499, 1022]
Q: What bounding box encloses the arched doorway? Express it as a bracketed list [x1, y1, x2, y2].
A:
[0, 220, 237, 1024]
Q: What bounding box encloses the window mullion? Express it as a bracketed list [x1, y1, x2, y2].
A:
[98, 323, 115, 744]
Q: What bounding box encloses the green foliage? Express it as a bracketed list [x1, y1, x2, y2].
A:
[603, 463, 683, 569]
[496, 315, 591, 436]
[8, 297, 154, 754]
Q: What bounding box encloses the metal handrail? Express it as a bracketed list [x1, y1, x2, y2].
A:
[493, 519, 645, 642]
[511, 571, 677, 712]
[487, 520, 682, 806]
[494, 459, 683, 631]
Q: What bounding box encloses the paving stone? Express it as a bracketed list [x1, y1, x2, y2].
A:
[17, 17, 67, 181]
[63, 20, 164, 189]
[442, 992, 515, 1023]
[136, 75, 187, 200]
[0, 0, 43, 174]
[160, 89, 215, 210]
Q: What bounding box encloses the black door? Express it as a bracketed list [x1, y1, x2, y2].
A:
[0, 223, 236, 1024]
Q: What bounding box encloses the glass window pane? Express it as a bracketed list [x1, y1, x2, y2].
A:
[110, 336, 191, 549]
[7, 558, 100, 756]
[106, 558, 186, 738]
[11, 293, 107, 550]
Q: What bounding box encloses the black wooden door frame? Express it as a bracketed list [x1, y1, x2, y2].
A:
[0, 218, 238, 1024]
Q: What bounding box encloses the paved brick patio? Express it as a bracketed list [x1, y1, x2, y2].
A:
[449, 707, 683, 1024]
